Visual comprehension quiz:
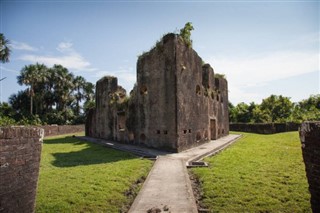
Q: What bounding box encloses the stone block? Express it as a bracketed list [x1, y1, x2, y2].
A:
[300, 121, 320, 213]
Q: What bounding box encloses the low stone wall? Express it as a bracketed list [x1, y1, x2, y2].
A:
[0, 127, 44, 213]
[230, 122, 300, 134]
[299, 121, 320, 213]
[41, 124, 84, 137]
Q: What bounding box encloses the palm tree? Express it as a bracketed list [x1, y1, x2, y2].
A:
[17, 63, 48, 115]
[51, 64, 75, 121]
[73, 76, 86, 116]
[0, 33, 11, 63]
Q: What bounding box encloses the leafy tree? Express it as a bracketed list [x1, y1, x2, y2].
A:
[0, 102, 15, 118]
[0, 33, 11, 63]
[9, 90, 31, 119]
[252, 106, 271, 123]
[180, 22, 194, 47]
[260, 95, 293, 122]
[228, 102, 236, 122]
[13, 63, 95, 124]
[233, 102, 252, 123]
[291, 94, 320, 122]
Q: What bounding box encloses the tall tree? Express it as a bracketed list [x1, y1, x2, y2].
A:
[51, 64, 75, 121]
[0, 33, 11, 63]
[260, 95, 293, 122]
[17, 63, 48, 115]
[73, 76, 86, 116]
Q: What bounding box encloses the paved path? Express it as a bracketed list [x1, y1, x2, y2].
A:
[129, 134, 241, 213]
[80, 134, 241, 213]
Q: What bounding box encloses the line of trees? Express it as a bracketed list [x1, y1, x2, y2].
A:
[0, 63, 95, 125]
[229, 94, 320, 123]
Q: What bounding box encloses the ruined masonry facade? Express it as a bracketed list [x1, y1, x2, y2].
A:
[86, 34, 229, 152]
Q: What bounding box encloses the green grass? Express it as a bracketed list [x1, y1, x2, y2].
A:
[35, 132, 153, 213]
[191, 131, 311, 212]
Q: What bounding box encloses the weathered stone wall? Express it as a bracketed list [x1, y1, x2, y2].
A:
[176, 36, 211, 151]
[230, 122, 300, 134]
[136, 34, 178, 150]
[41, 125, 84, 137]
[0, 127, 44, 213]
[299, 121, 320, 213]
[86, 77, 118, 139]
[215, 77, 229, 138]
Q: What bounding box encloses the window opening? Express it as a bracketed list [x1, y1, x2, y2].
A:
[140, 85, 148, 95]
[196, 85, 201, 95]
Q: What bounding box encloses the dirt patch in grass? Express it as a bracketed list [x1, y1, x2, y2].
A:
[120, 176, 147, 213]
[188, 171, 209, 212]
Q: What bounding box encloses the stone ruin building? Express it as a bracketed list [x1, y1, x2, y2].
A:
[86, 33, 229, 152]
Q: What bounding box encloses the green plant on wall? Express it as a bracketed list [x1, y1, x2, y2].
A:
[180, 22, 194, 48]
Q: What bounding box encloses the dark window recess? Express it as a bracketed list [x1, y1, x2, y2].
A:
[164, 130, 168, 135]
[196, 85, 201, 95]
[189, 129, 192, 133]
[156, 130, 160, 134]
[196, 132, 201, 141]
[183, 130, 187, 134]
[140, 133, 146, 142]
[140, 85, 148, 95]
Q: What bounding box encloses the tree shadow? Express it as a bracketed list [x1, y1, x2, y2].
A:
[45, 136, 139, 168]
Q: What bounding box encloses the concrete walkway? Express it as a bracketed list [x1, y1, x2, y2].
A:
[80, 134, 241, 213]
[128, 134, 241, 213]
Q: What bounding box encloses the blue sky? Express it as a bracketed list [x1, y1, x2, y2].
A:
[1, 1, 319, 105]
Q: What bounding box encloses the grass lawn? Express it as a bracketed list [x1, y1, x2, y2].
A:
[35, 133, 153, 212]
[191, 131, 311, 212]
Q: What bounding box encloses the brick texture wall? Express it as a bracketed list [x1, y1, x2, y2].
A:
[0, 127, 44, 213]
[41, 124, 84, 137]
[299, 121, 320, 213]
[230, 122, 300, 134]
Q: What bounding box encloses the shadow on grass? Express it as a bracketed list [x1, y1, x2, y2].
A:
[44, 136, 138, 168]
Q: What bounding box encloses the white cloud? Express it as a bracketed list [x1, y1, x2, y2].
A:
[20, 42, 91, 71]
[11, 41, 38, 51]
[208, 50, 319, 104]
[20, 54, 91, 70]
[56, 42, 73, 53]
[18, 41, 136, 93]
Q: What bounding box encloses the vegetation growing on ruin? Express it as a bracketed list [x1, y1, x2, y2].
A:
[191, 131, 311, 212]
[214, 73, 226, 79]
[36, 133, 153, 212]
[180, 22, 194, 48]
